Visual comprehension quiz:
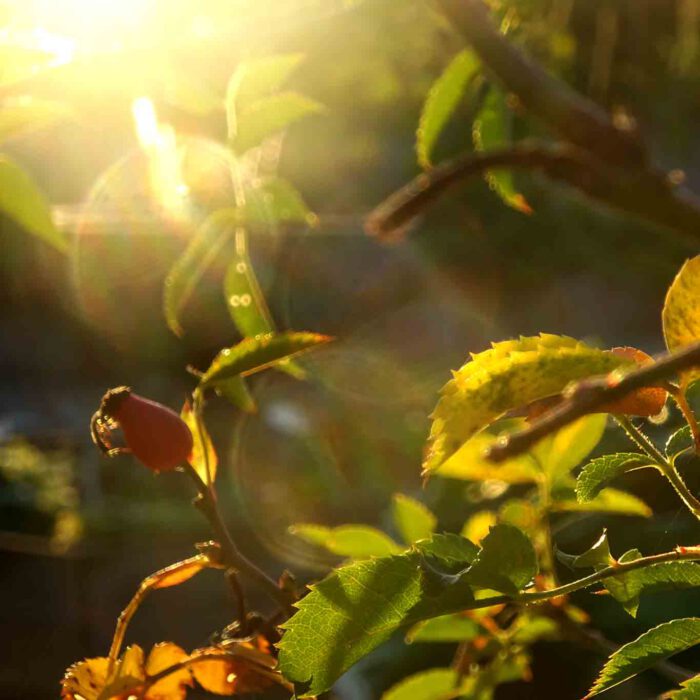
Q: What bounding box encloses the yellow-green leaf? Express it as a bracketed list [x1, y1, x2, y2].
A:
[289, 523, 401, 559]
[181, 400, 218, 486]
[555, 488, 651, 517]
[0, 156, 67, 253]
[199, 332, 332, 389]
[416, 49, 480, 168]
[382, 668, 469, 700]
[392, 494, 437, 545]
[424, 334, 632, 474]
[0, 97, 72, 143]
[662, 256, 700, 388]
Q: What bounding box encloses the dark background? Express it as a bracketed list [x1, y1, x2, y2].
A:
[1, 1, 699, 697]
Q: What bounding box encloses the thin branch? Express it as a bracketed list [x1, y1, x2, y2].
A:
[487, 341, 700, 462]
[185, 466, 295, 614]
[452, 545, 700, 614]
[432, 0, 645, 168]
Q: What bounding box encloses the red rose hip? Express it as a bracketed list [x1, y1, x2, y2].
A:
[91, 386, 193, 472]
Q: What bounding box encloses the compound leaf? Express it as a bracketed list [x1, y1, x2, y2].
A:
[576, 453, 653, 502]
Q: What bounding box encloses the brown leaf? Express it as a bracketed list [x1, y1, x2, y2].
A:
[190, 645, 275, 696]
[61, 657, 110, 700]
[600, 347, 667, 416]
[151, 556, 209, 590]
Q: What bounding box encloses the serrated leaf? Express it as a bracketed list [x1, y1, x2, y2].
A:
[424, 335, 632, 474]
[667, 425, 694, 461]
[0, 156, 66, 253]
[290, 523, 401, 558]
[414, 533, 480, 570]
[231, 92, 324, 154]
[226, 54, 304, 138]
[668, 674, 700, 698]
[416, 49, 480, 169]
[556, 531, 612, 570]
[279, 546, 482, 697]
[606, 560, 700, 618]
[199, 332, 332, 389]
[405, 613, 480, 644]
[576, 453, 653, 502]
[555, 488, 651, 517]
[434, 427, 539, 483]
[473, 86, 531, 214]
[382, 668, 468, 700]
[164, 208, 236, 336]
[392, 494, 437, 545]
[0, 96, 72, 143]
[532, 413, 607, 482]
[663, 256, 700, 388]
[466, 524, 537, 594]
[587, 618, 700, 697]
[181, 400, 218, 486]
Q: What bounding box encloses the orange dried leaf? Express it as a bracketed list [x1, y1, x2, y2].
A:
[152, 555, 208, 589]
[61, 657, 110, 700]
[190, 651, 238, 696]
[600, 347, 667, 417]
[145, 642, 193, 700]
[190, 645, 275, 696]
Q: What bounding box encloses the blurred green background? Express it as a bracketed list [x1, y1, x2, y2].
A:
[1, 0, 700, 697]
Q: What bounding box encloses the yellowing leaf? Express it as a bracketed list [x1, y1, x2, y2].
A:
[61, 657, 110, 700]
[190, 646, 275, 696]
[663, 256, 700, 388]
[290, 523, 402, 558]
[461, 510, 497, 544]
[145, 643, 192, 700]
[181, 400, 218, 486]
[391, 494, 437, 545]
[424, 335, 632, 474]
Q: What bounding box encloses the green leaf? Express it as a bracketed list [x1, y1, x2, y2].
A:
[576, 453, 654, 502]
[667, 425, 694, 461]
[213, 376, 257, 413]
[416, 49, 480, 169]
[473, 86, 531, 214]
[392, 494, 437, 545]
[605, 559, 700, 618]
[0, 156, 66, 253]
[556, 531, 612, 570]
[405, 613, 480, 644]
[199, 332, 332, 388]
[554, 488, 651, 517]
[532, 413, 607, 482]
[226, 54, 304, 135]
[164, 208, 235, 336]
[424, 335, 632, 474]
[587, 618, 700, 697]
[289, 524, 401, 559]
[278, 554, 426, 696]
[279, 545, 481, 697]
[668, 674, 700, 699]
[662, 256, 700, 388]
[245, 178, 315, 226]
[511, 615, 559, 645]
[466, 524, 537, 594]
[433, 427, 539, 484]
[0, 97, 71, 143]
[414, 533, 479, 570]
[231, 92, 324, 153]
[382, 668, 468, 700]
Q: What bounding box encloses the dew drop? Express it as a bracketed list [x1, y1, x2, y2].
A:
[236, 261, 247, 273]
[229, 295, 241, 307]
[226, 673, 236, 683]
[240, 294, 252, 307]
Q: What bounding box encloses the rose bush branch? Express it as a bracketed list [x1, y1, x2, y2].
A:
[488, 341, 700, 462]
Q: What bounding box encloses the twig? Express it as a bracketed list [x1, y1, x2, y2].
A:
[185, 467, 295, 613]
[487, 341, 700, 462]
[445, 545, 700, 614]
[432, 0, 644, 168]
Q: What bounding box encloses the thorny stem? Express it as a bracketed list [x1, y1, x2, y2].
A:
[457, 545, 700, 613]
[615, 415, 700, 520]
[185, 466, 295, 613]
[669, 384, 700, 453]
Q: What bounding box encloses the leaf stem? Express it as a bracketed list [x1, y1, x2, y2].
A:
[615, 415, 700, 520]
[669, 384, 700, 453]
